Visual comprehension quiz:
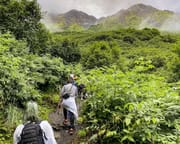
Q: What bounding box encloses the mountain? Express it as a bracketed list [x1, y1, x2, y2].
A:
[94, 3, 175, 31]
[42, 3, 180, 32]
[59, 9, 97, 28]
[42, 9, 97, 32]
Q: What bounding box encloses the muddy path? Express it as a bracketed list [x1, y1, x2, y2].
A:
[48, 100, 83, 144]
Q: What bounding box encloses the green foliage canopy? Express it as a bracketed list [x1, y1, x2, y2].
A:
[81, 41, 121, 69]
[80, 66, 180, 144]
[0, 34, 38, 108]
[0, 0, 51, 54]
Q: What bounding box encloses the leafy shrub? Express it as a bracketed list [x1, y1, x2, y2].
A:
[25, 54, 68, 92]
[80, 66, 180, 143]
[50, 37, 81, 62]
[134, 28, 160, 41]
[161, 34, 176, 43]
[81, 41, 121, 69]
[0, 33, 71, 108]
[0, 34, 38, 107]
[123, 35, 136, 44]
[167, 40, 180, 82]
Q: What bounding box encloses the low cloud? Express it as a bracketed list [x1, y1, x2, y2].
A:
[160, 14, 180, 32]
[37, 0, 180, 18]
[41, 17, 62, 32]
[38, 0, 180, 32]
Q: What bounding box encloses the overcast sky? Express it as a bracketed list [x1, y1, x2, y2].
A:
[37, 0, 180, 18]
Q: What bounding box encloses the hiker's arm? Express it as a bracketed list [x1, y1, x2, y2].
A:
[58, 86, 64, 108]
[40, 121, 57, 144]
[58, 99, 63, 108]
[13, 124, 24, 144]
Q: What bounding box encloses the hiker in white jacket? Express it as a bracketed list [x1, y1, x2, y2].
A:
[58, 74, 78, 135]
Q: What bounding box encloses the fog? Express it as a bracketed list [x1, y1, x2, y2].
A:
[37, 0, 180, 18]
[37, 0, 180, 32]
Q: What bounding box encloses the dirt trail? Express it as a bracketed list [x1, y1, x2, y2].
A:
[48, 100, 82, 144]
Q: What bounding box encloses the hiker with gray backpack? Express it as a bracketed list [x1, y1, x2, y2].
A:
[13, 101, 57, 144]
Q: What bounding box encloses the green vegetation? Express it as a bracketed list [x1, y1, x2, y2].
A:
[81, 41, 121, 69]
[0, 0, 51, 54]
[79, 66, 180, 144]
[0, 1, 180, 143]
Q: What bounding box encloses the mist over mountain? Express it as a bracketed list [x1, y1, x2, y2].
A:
[41, 3, 180, 32]
[96, 3, 178, 31]
[58, 9, 97, 27]
[37, 0, 180, 19]
[41, 10, 97, 32]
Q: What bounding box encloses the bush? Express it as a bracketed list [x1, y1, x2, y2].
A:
[81, 41, 121, 69]
[80, 67, 180, 143]
[0, 34, 38, 107]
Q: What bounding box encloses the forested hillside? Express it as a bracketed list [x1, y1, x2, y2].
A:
[0, 0, 180, 143]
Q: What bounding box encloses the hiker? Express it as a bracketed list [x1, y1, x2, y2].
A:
[58, 74, 78, 135]
[78, 83, 88, 100]
[70, 74, 87, 100]
[70, 73, 78, 87]
[13, 101, 57, 144]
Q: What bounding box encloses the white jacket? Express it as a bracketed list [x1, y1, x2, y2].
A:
[61, 83, 78, 119]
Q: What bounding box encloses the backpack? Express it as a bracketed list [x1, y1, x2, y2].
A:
[18, 121, 46, 144]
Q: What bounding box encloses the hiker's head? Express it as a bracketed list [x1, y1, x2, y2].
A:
[25, 101, 39, 122]
[70, 74, 74, 79]
[69, 74, 75, 83]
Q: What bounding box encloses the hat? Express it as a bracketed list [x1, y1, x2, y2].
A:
[70, 74, 78, 80]
[70, 74, 74, 79]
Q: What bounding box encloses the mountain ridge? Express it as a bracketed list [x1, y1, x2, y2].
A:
[42, 3, 180, 32]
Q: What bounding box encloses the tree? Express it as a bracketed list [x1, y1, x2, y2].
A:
[0, 0, 50, 54]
